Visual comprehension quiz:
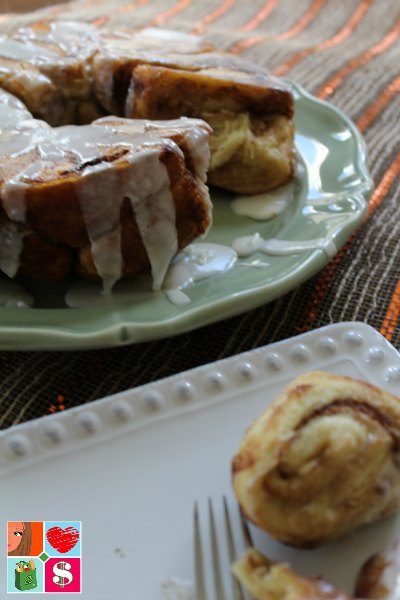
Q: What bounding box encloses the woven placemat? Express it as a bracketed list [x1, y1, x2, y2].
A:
[0, 0, 399, 428]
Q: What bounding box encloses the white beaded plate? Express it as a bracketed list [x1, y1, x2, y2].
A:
[1, 322, 400, 599]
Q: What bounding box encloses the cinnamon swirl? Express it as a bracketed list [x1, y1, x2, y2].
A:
[232, 371, 400, 547]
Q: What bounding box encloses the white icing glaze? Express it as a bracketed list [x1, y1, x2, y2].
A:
[232, 232, 337, 259]
[6, 21, 96, 64]
[231, 181, 294, 221]
[183, 126, 210, 183]
[165, 288, 191, 306]
[0, 37, 58, 64]
[0, 278, 33, 307]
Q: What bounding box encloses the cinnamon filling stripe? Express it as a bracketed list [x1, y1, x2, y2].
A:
[230, 0, 324, 54]
[297, 399, 399, 448]
[275, 0, 373, 77]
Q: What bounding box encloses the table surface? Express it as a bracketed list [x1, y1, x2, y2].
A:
[0, 0, 399, 429]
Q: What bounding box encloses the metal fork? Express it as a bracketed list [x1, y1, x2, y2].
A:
[194, 496, 253, 600]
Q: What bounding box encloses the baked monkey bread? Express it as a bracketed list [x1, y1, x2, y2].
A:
[0, 22, 295, 288]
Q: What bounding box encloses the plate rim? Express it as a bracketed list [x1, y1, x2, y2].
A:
[1, 321, 399, 473]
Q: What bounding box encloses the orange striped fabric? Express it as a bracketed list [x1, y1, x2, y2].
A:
[364, 153, 400, 219]
[381, 280, 400, 342]
[239, 0, 278, 32]
[231, 0, 325, 54]
[119, 0, 150, 13]
[317, 20, 400, 99]
[192, 0, 235, 35]
[356, 74, 400, 131]
[275, 0, 373, 77]
[92, 0, 149, 26]
[151, 0, 192, 26]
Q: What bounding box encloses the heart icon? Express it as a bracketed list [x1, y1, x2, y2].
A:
[46, 526, 79, 554]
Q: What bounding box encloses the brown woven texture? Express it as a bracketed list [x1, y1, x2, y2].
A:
[0, 0, 399, 429]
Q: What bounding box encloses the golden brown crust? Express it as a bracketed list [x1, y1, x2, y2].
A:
[232, 371, 400, 548]
[128, 63, 294, 193]
[355, 554, 389, 599]
[233, 548, 352, 600]
[19, 233, 72, 283]
[0, 21, 295, 286]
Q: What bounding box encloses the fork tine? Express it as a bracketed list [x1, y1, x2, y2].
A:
[223, 496, 245, 600]
[194, 502, 207, 600]
[208, 497, 227, 600]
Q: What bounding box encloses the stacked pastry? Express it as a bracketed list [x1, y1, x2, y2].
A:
[0, 88, 212, 287]
[1, 21, 295, 194]
[0, 21, 295, 288]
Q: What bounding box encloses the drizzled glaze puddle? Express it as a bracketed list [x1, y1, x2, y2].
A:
[65, 243, 237, 308]
[231, 181, 295, 221]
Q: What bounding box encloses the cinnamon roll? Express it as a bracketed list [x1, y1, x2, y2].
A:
[233, 548, 352, 600]
[232, 371, 400, 547]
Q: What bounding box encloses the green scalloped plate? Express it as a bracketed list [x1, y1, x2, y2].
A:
[0, 82, 373, 350]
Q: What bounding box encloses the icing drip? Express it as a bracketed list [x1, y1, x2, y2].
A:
[163, 242, 237, 303]
[183, 126, 210, 183]
[65, 243, 236, 307]
[118, 147, 179, 292]
[232, 232, 337, 259]
[76, 162, 123, 291]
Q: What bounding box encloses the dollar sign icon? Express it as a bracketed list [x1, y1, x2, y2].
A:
[52, 561, 73, 588]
